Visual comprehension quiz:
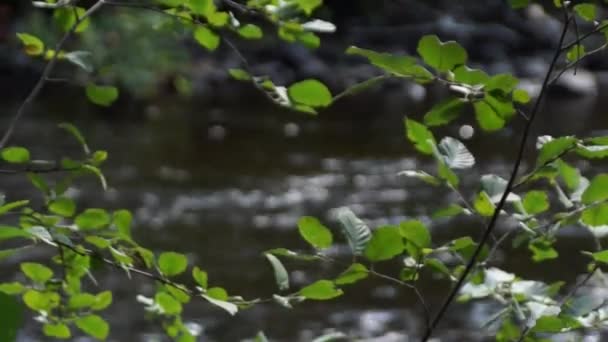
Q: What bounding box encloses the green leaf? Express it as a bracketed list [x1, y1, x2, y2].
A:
[405, 118, 435, 155]
[566, 44, 586, 63]
[192, 266, 208, 289]
[16, 33, 44, 56]
[474, 191, 495, 217]
[156, 292, 182, 315]
[82, 165, 107, 190]
[582, 174, 608, 204]
[206, 287, 228, 300]
[512, 89, 530, 104]
[523, 191, 549, 215]
[398, 170, 440, 186]
[485, 74, 519, 94]
[75, 315, 109, 340]
[288, 79, 332, 107]
[474, 101, 505, 131]
[0, 292, 22, 342]
[453, 65, 489, 85]
[509, 0, 530, 9]
[334, 207, 371, 255]
[75, 208, 110, 230]
[201, 294, 238, 315]
[265, 248, 320, 261]
[424, 98, 464, 126]
[58, 123, 89, 154]
[22, 290, 60, 311]
[49, 197, 76, 217]
[85, 84, 119, 107]
[54, 7, 89, 33]
[113, 210, 132, 238]
[264, 253, 290, 291]
[557, 160, 580, 191]
[529, 239, 558, 262]
[158, 252, 188, 277]
[21, 262, 53, 284]
[345, 46, 430, 79]
[187, 0, 216, 16]
[295, 0, 322, 15]
[69, 293, 96, 309]
[0, 200, 28, 216]
[43, 323, 71, 339]
[364, 226, 405, 262]
[581, 203, 608, 227]
[432, 204, 466, 218]
[417, 35, 467, 72]
[574, 3, 596, 22]
[299, 280, 343, 300]
[437, 136, 475, 169]
[297, 216, 333, 249]
[399, 220, 431, 248]
[238, 24, 263, 39]
[1, 147, 30, 164]
[334, 263, 369, 285]
[91, 291, 112, 310]
[0, 226, 31, 242]
[537, 136, 577, 166]
[194, 26, 220, 51]
[0, 282, 25, 295]
[228, 68, 251, 81]
[592, 249, 608, 263]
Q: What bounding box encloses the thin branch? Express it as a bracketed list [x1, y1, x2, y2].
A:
[0, 0, 106, 149]
[420, 7, 572, 341]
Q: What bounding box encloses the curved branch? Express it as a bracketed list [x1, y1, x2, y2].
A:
[0, 0, 106, 149]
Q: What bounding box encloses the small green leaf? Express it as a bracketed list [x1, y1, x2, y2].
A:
[69, 293, 96, 309]
[22, 290, 60, 311]
[91, 291, 112, 310]
[264, 253, 290, 291]
[1, 147, 30, 164]
[49, 197, 76, 217]
[574, 3, 596, 22]
[158, 252, 188, 277]
[194, 26, 220, 51]
[228, 68, 251, 81]
[113, 210, 132, 238]
[75, 209, 110, 230]
[156, 292, 182, 315]
[523, 191, 549, 215]
[0, 282, 25, 295]
[417, 35, 467, 72]
[85, 84, 119, 107]
[474, 101, 505, 131]
[0, 226, 31, 242]
[485, 74, 519, 94]
[16, 33, 44, 56]
[297, 216, 333, 249]
[474, 191, 495, 217]
[192, 266, 208, 289]
[299, 280, 343, 300]
[288, 79, 332, 107]
[513, 89, 530, 104]
[581, 203, 608, 227]
[21, 262, 53, 284]
[399, 220, 431, 249]
[529, 239, 558, 262]
[364, 226, 405, 262]
[592, 249, 608, 263]
[537, 136, 577, 166]
[75, 314, 109, 340]
[43, 323, 71, 339]
[335, 263, 368, 285]
[582, 174, 608, 204]
[424, 98, 464, 126]
[566, 44, 586, 63]
[58, 122, 89, 154]
[201, 294, 238, 315]
[206, 287, 228, 300]
[405, 118, 435, 155]
[345, 46, 431, 79]
[238, 24, 263, 39]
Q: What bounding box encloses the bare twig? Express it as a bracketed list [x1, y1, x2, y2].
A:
[0, 0, 106, 149]
[420, 7, 572, 341]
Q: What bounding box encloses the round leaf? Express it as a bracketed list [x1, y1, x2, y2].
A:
[299, 280, 343, 300]
[85, 84, 119, 107]
[287, 79, 332, 107]
[364, 226, 405, 262]
[1, 147, 30, 164]
[158, 252, 188, 277]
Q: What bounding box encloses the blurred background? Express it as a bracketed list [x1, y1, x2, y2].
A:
[1, 1, 608, 340]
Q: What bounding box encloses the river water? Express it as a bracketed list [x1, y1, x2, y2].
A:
[1, 84, 607, 341]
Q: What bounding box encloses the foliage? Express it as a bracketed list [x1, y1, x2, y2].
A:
[4, 0, 608, 341]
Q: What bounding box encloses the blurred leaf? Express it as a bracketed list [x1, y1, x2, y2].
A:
[85, 84, 119, 107]
[364, 226, 405, 262]
[192, 266, 208, 289]
[194, 26, 220, 51]
[156, 292, 182, 314]
[424, 98, 464, 127]
[405, 118, 435, 155]
[75, 315, 109, 340]
[537, 137, 576, 167]
[238, 24, 263, 39]
[399, 220, 431, 248]
[16, 33, 44, 56]
[574, 3, 596, 21]
[288, 79, 332, 107]
[113, 210, 132, 238]
[523, 191, 549, 215]
[437, 136, 475, 169]
[0, 226, 31, 242]
[474, 191, 495, 217]
[202, 295, 238, 315]
[335, 263, 368, 285]
[417, 35, 467, 72]
[49, 197, 76, 217]
[0, 292, 22, 341]
[297, 216, 333, 249]
[299, 280, 343, 300]
[75, 209, 110, 230]
[334, 207, 371, 256]
[1, 147, 30, 164]
[158, 252, 188, 277]
[21, 262, 53, 284]
[264, 253, 290, 291]
[582, 174, 608, 204]
[43, 323, 71, 339]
